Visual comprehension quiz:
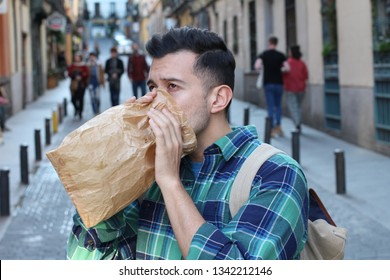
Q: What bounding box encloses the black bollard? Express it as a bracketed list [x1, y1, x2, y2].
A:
[45, 118, 51, 146]
[292, 130, 300, 163]
[34, 129, 42, 161]
[20, 144, 29, 185]
[335, 149, 346, 194]
[63, 98, 67, 117]
[244, 107, 250, 125]
[264, 117, 272, 144]
[58, 103, 63, 124]
[0, 168, 10, 216]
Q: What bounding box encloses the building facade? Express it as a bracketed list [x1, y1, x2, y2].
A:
[140, 0, 390, 156]
[0, 0, 33, 115]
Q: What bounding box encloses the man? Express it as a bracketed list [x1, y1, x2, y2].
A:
[127, 42, 149, 98]
[87, 52, 105, 115]
[67, 27, 308, 260]
[105, 47, 124, 106]
[254, 36, 288, 137]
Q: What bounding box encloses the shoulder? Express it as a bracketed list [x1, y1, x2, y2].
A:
[278, 51, 287, 59]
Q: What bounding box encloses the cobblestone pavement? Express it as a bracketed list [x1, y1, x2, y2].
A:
[0, 161, 74, 259]
[0, 115, 81, 260]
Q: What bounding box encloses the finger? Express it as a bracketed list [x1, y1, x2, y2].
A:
[161, 108, 182, 144]
[136, 91, 157, 104]
[148, 110, 167, 147]
[125, 96, 136, 104]
[148, 108, 178, 149]
[156, 109, 182, 154]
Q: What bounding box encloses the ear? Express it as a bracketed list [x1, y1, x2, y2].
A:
[209, 85, 233, 114]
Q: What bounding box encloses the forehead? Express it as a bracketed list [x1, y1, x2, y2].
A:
[150, 51, 197, 77]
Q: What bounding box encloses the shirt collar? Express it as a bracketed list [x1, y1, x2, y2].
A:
[207, 125, 259, 161]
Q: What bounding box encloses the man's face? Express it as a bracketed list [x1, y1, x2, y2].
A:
[147, 51, 210, 135]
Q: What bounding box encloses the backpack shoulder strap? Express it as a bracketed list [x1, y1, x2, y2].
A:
[229, 143, 284, 217]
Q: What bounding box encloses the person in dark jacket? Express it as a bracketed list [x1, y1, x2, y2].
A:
[105, 47, 125, 106]
[127, 43, 149, 98]
[254, 36, 289, 137]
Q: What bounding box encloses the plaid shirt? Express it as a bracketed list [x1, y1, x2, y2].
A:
[66, 125, 308, 260]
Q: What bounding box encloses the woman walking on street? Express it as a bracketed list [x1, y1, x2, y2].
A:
[87, 52, 105, 115]
[283, 45, 308, 133]
[67, 53, 89, 120]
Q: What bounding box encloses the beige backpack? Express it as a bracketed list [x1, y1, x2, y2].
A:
[229, 143, 348, 260]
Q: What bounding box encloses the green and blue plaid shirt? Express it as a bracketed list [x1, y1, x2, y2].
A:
[67, 125, 308, 260]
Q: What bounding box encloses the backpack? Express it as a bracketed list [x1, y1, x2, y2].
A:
[229, 143, 348, 260]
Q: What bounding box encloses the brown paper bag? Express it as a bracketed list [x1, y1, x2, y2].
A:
[46, 89, 197, 228]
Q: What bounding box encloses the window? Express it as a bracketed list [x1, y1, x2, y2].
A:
[233, 16, 239, 54]
[223, 20, 228, 45]
[285, 0, 297, 49]
[249, 0, 257, 69]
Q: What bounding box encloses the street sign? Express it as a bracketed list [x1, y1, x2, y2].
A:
[47, 11, 67, 32]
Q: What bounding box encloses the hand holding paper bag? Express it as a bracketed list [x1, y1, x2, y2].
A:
[46, 89, 197, 228]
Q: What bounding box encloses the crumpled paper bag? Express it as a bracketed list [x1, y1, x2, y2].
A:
[46, 89, 197, 228]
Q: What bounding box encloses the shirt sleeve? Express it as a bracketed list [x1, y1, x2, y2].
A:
[66, 201, 140, 260]
[187, 154, 309, 260]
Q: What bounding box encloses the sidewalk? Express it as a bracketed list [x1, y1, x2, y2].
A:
[0, 80, 71, 239]
[0, 79, 390, 259]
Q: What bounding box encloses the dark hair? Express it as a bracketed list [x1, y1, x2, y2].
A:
[89, 52, 96, 57]
[145, 26, 236, 94]
[110, 47, 118, 53]
[268, 36, 278, 46]
[74, 52, 83, 61]
[290, 45, 302, 59]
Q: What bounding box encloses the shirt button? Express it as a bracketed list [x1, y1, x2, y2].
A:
[87, 239, 94, 246]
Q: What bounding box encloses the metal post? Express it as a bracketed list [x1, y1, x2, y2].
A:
[292, 130, 300, 163]
[243, 107, 250, 125]
[335, 149, 346, 194]
[264, 117, 272, 144]
[58, 103, 63, 124]
[20, 144, 29, 185]
[52, 110, 58, 134]
[45, 118, 51, 146]
[0, 168, 10, 216]
[63, 98, 67, 117]
[34, 129, 42, 161]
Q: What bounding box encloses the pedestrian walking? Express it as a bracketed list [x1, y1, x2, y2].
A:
[283, 45, 308, 133]
[87, 52, 105, 115]
[127, 42, 149, 98]
[105, 47, 125, 106]
[66, 26, 308, 260]
[67, 53, 89, 120]
[254, 36, 288, 137]
[94, 41, 100, 59]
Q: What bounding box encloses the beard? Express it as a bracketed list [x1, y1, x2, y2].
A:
[185, 98, 210, 136]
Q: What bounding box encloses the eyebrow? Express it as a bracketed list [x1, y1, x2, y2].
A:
[147, 77, 186, 86]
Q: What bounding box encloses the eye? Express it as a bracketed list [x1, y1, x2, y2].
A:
[167, 83, 178, 90]
[148, 84, 156, 91]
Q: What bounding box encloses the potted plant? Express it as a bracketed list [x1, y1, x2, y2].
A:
[47, 68, 59, 89]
